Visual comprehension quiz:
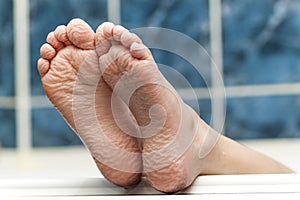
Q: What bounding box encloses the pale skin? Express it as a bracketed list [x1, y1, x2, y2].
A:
[38, 19, 294, 193]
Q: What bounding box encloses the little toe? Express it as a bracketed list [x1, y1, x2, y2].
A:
[66, 18, 95, 50]
[40, 43, 56, 60]
[47, 32, 65, 50]
[37, 58, 50, 77]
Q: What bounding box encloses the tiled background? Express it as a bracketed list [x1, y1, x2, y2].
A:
[1, 0, 300, 148]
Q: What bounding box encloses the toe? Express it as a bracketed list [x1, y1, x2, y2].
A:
[54, 25, 69, 43]
[95, 22, 115, 55]
[130, 42, 153, 60]
[120, 31, 142, 48]
[47, 32, 65, 50]
[37, 58, 50, 77]
[112, 25, 127, 42]
[96, 22, 115, 39]
[66, 18, 95, 50]
[40, 43, 56, 60]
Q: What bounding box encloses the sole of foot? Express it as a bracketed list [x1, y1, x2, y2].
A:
[94, 22, 211, 193]
[38, 18, 142, 188]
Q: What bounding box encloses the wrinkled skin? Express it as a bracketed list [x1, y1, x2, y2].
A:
[38, 19, 142, 187]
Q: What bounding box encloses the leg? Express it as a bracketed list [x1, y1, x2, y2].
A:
[201, 132, 294, 175]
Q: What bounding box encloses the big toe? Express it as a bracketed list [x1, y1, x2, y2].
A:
[66, 18, 95, 50]
[95, 22, 115, 55]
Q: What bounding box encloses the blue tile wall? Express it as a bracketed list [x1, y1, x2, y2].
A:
[1, 0, 300, 147]
[32, 108, 81, 147]
[226, 96, 300, 139]
[0, 109, 16, 148]
[0, 0, 15, 147]
[222, 0, 300, 139]
[0, 0, 14, 96]
[222, 0, 300, 85]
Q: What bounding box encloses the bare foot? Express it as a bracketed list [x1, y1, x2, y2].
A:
[95, 22, 211, 193]
[37, 19, 142, 187]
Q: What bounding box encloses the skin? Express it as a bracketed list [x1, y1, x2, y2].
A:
[38, 18, 294, 194]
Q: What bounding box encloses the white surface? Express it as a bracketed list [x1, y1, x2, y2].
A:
[0, 139, 299, 198]
[1, 174, 300, 198]
[0, 147, 101, 179]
